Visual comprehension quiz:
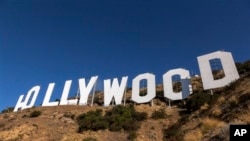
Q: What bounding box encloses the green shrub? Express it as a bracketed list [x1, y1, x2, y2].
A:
[224, 81, 237, 92]
[185, 91, 211, 112]
[134, 111, 147, 121]
[127, 131, 137, 140]
[163, 127, 183, 141]
[236, 60, 250, 74]
[1, 107, 14, 113]
[94, 96, 103, 106]
[163, 115, 187, 141]
[76, 105, 147, 134]
[151, 108, 167, 119]
[77, 109, 108, 132]
[30, 110, 42, 118]
[105, 105, 147, 131]
[174, 100, 186, 109]
[239, 93, 250, 104]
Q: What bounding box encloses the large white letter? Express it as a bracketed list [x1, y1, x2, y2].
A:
[78, 76, 98, 105]
[197, 51, 239, 90]
[163, 68, 192, 100]
[60, 80, 77, 105]
[132, 73, 156, 103]
[42, 83, 59, 106]
[14, 86, 40, 112]
[104, 76, 128, 106]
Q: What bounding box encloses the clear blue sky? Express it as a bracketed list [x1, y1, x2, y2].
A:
[0, 0, 250, 111]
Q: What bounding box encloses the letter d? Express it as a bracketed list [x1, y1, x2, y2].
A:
[197, 51, 239, 90]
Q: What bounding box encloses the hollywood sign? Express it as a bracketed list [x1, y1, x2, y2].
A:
[14, 51, 240, 112]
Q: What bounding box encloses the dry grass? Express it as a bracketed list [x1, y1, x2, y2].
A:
[210, 105, 222, 117]
[184, 129, 203, 141]
[200, 118, 225, 134]
[229, 95, 238, 104]
[217, 96, 225, 103]
[200, 103, 209, 110]
[0, 124, 37, 141]
[237, 111, 250, 124]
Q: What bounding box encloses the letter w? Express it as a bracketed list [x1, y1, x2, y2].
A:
[104, 76, 128, 106]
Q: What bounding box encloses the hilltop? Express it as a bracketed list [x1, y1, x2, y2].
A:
[0, 60, 250, 141]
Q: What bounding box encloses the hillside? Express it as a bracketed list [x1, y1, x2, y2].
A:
[1, 61, 250, 141]
[0, 101, 181, 141]
[163, 72, 250, 141]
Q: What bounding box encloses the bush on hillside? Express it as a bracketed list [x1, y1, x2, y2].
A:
[77, 109, 108, 132]
[82, 137, 97, 141]
[94, 96, 103, 106]
[105, 105, 147, 131]
[185, 91, 212, 112]
[30, 110, 42, 118]
[1, 107, 14, 113]
[224, 81, 238, 92]
[76, 105, 147, 133]
[151, 108, 167, 119]
[127, 131, 137, 140]
[236, 60, 250, 74]
[163, 114, 189, 141]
